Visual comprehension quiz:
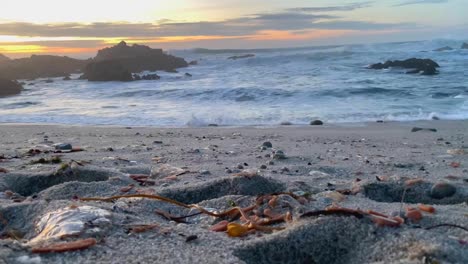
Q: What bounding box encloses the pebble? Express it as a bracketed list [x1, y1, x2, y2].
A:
[430, 182, 457, 199]
[54, 143, 72, 150]
[272, 150, 287, 160]
[268, 161, 275, 165]
[199, 170, 211, 175]
[310, 120, 324, 126]
[262, 141, 273, 148]
[260, 165, 267, 169]
[411, 127, 437, 133]
[237, 164, 244, 169]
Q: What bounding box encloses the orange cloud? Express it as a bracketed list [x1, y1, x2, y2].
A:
[0, 44, 101, 55]
[250, 29, 355, 41]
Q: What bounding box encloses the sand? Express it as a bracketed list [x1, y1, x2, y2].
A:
[0, 121, 467, 263]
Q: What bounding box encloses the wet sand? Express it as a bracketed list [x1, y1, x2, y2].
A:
[0, 121, 467, 263]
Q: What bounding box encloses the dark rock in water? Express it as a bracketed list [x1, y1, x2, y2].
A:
[461, 43, 468, 49]
[165, 69, 178, 73]
[310, 120, 324, 126]
[280, 121, 293, 126]
[0, 55, 89, 80]
[45, 79, 54, 83]
[63, 76, 71, 81]
[188, 60, 198, 66]
[368, 58, 439, 75]
[94, 41, 188, 72]
[228, 54, 255, 60]
[185, 73, 192, 77]
[54, 143, 72, 150]
[430, 182, 456, 199]
[0, 78, 22, 97]
[411, 127, 437, 133]
[432, 116, 440, 120]
[80, 60, 133, 82]
[434, 46, 453, 52]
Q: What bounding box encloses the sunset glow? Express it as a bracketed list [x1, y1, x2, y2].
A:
[0, 0, 466, 57]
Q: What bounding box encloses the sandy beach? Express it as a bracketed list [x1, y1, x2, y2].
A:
[0, 121, 467, 263]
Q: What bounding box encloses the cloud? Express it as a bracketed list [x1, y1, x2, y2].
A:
[394, 0, 449, 7]
[0, 5, 414, 39]
[288, 1, 374, 12]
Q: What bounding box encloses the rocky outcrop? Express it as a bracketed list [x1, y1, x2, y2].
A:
[368, 58, 440, 75]
[80, 60, 133, 82]
[434, 46, 453, 52]
[93, 41, 188, 72]
[0, 78, 22, 97]
[462, 43, 468, 49]
[0, 54, 10, 63]
[228, 54, 255, 60]
[0, 55, 89, 80]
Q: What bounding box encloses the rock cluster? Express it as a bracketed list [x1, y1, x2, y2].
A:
[369, 58, 440, 75]
[0, 78, 23, 97]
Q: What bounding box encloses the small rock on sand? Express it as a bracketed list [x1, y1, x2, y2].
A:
[430, 182, 456, 199]
[54, 143, 73, 150]
[411, 127, 437, 133]
[262, 141, 273, 148]
[310, 120, 324, 126]
[272, 150, 287, 160]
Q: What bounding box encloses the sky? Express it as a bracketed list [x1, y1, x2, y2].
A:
[0, 0, 466, 58]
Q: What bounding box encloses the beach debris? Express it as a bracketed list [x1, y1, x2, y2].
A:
[424, 224, 468, 232]
[310, 120, 324, 126]
[447, 149, 465, 155]
[31, 238, 97, 254]
[120, 185, 134, 193]
[127, 224, 159, 234]
[450, 162, 461, 168]
[227, 223, 250, 237]
[0, 167, 8, 173]
[150, 164, 187, 179]
[429, 182, 456, 199]
[411, 127, 437, 133]
[54, 143, 72, 151]
[272, 150, 287, 160]
[129, 174, 155, 186]
[233, 169, 259, 178]
[301, 207, 404, 228]
[405, 207, 423, 222]
[27, 149, 42, 156]
[30, 206, 111, 244]
[185, 235, 198, 242]
[210, 221, 229, 232]
[418, 204, 436, 214]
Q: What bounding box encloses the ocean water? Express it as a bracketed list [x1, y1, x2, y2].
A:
[1, 39, 467, 127]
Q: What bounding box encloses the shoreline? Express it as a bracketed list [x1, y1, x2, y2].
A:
[0, 121, 466, 263]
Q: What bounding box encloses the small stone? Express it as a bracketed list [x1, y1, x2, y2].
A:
[310, 120, 324, 126]
[225, 169, 233, 174]
[262, 141, 273, 148]
[272, 150, 287, 160]
[200, 170, 211, 175]
[54, 143, 72, 150]
[268, 161, 275, 165]
[411, 127, 437, 133]
[430, 182, 456, 199]
[280, 167, 289, 173]
[237, 164, 244, 169]
[260, 165, 267, 169]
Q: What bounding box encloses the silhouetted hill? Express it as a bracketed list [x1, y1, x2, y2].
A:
[80, 41, 189, 81]
[0, 55, 89, 80]
[93, 41, 188, 72]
